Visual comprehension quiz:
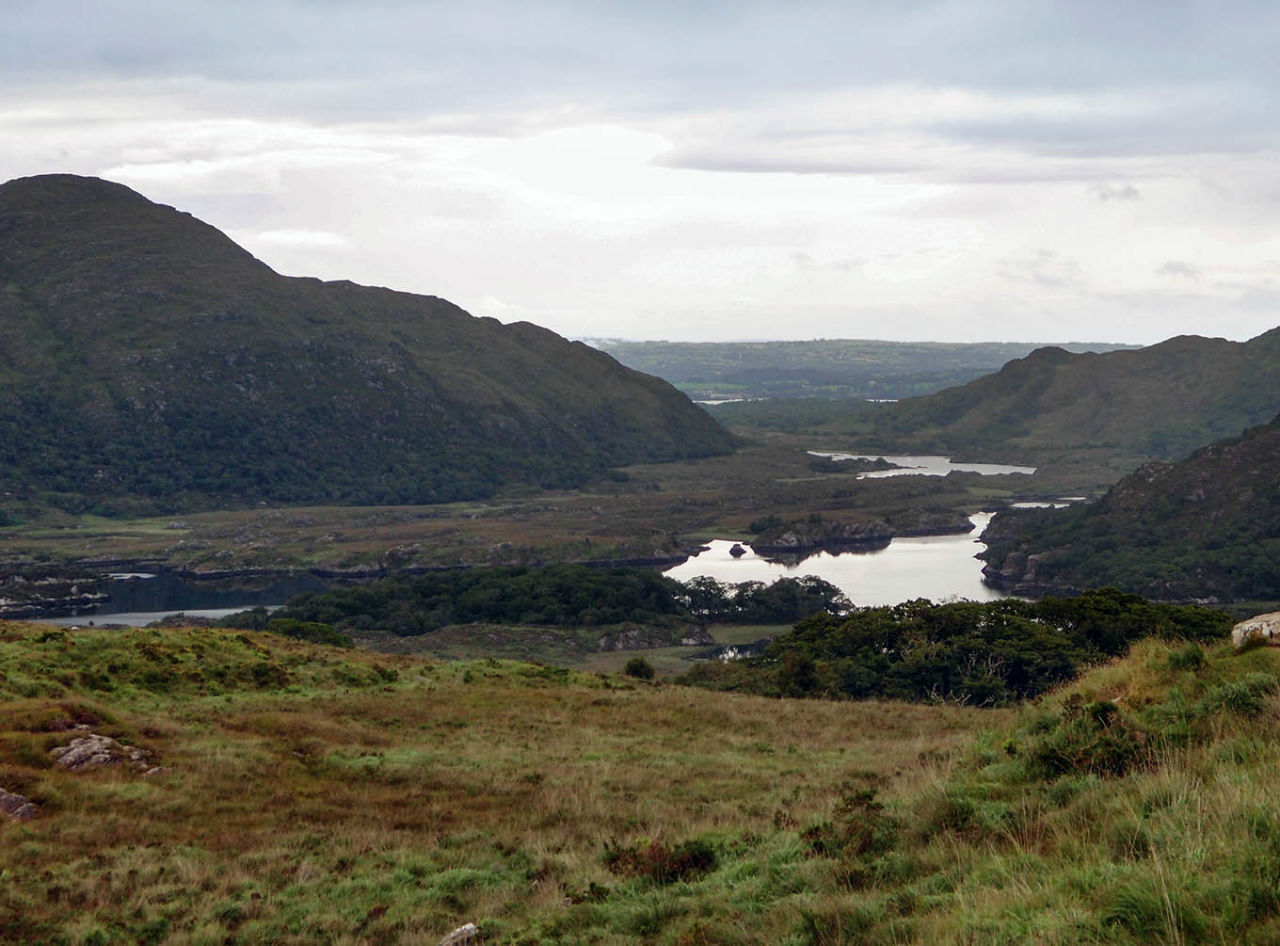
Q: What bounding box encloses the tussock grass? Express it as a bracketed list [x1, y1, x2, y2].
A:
[5, 621, 1280, 944]
[1, 621, 986, 944]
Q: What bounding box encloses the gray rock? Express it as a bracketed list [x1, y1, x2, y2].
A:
[1233, 612, 1280, 651]
[439, 922, 478, 946]
[0, 788, 37, 821]
[49, 733, 153, 771]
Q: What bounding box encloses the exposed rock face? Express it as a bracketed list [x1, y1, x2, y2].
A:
[50, 733, 156, 773]
[1233, 612, 1280, 651]
[1, 788, 37, 821]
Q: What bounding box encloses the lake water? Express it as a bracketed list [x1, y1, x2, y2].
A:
[28, 572, 327, 627]
[664, 512, 1006, 608]
[30, 507, 1010, 625]
[808, 452, 1036, 478]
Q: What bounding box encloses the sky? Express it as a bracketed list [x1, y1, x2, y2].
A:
[3, 0, 1279, 344]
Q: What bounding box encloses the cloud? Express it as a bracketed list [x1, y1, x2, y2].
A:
[1091, 183, 1141, 201]
[999, 250, 1084, 289]
[1157, 260, 1203, 280]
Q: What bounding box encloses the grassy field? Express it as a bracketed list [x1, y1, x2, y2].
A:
[353, 623, 785, 677]
[5, 618, 1280, 944]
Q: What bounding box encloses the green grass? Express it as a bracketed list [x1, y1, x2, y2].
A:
[6, 621, 1280, 943]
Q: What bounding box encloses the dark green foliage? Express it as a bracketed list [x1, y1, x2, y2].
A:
[681, 590, 1231, 706]
[982, 412, 1280, 601]
[803, 786, 897, 861]
[278, 565, 691, 635]
[1025, 695, 1149, 779]
[679, 575, 851, 624]
[0, 174, 733, 512]
[623, 657, 655, 680]
[277, 567, 854, 636]
[263, 618, 353, 649]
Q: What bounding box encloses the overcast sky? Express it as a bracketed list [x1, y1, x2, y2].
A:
[4, 0, 1279, 343]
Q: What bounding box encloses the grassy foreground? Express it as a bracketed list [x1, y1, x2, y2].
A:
[3, 620, 1280, 944]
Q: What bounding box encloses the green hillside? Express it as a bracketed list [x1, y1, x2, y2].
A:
[836, 330, 1280, 467]
[981, 413, 1280, 601]
[0, 175, 733, 514]
[6, 617, 1280, 944]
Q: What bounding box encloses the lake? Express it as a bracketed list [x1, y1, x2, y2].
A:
[31, 509, 1009, 626]
[664, 512, 1006, 608]
[29, 571, 328, 627]
[808, 452, 1036, 478]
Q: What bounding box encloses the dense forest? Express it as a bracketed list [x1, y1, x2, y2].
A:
[680, 590, 1229, 705]
[274, 565, 853, 635]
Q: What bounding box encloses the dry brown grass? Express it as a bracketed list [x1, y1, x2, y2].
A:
[1, 622, 998, 944]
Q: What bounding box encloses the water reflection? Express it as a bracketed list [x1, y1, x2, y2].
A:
[807, 452, 1036, 478]
[664, 513, 1005, 608]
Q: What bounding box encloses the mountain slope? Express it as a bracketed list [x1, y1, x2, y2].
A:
[980, 412, 1280, 600]
[0, 174, 733, 511]
[843, 329, 1280, 465]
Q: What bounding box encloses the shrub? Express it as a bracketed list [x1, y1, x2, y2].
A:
[623, 657, 655, 680]
[602, 838, 718, 884]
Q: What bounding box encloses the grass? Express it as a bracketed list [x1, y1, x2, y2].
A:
[354, 622, 786, 678]
[5, 620, 1278, 944]
[0, 620, 989, 944]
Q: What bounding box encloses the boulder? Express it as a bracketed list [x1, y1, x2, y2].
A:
[49, 733, 154, 772]
[1, 788, 37, 821]
[1232, 612, 1280, 651]
[439, 923, 478, 946]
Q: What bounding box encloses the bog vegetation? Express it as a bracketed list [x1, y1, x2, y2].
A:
[5, 616, 1280, 944]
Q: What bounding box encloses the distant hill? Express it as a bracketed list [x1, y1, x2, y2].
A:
[980, 412, 1280, 601]
[0, 174, 733, 513]
[588, 337, 1140, 401]
[839, 330, 1280, 466]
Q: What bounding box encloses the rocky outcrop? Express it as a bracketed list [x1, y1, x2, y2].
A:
[50, 733, 159, 775]
[1233, 612, 1280, 651]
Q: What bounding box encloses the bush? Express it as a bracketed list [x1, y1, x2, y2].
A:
[623, 657, 655, 680]
[602, 838, 718, 884]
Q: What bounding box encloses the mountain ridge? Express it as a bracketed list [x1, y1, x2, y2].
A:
[839, 327, 1280, 467]
[0, 174, 734, 513]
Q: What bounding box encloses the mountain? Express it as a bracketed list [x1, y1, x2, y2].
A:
[589, 337, 1140, 401]
[0, 174, 733, 512]
[841, 330, 1280, 466]
[980, 412, 1280, 601]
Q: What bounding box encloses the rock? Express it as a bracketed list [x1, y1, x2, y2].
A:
[1232, 612, 1280, 651]
[728, 544, 746, 558]
[1, 788, 37, 821]
[439, 922, 478, 946]
[50, 733, 153, 772]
